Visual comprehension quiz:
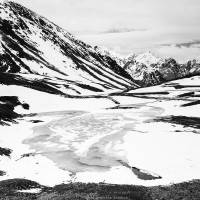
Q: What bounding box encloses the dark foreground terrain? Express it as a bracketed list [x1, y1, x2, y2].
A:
[0, 178, 200, 200]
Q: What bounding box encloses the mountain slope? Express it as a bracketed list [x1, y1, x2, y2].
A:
[0, 1, 138, 96]
[93, 46, 127, 67]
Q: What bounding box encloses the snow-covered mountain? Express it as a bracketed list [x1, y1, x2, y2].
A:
[93, 46, 127, 67]
[126, 51, 164, 67]
[123, 51, 200, 86]
[0, 1, 139, 96]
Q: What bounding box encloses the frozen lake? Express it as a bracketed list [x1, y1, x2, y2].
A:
[21, 103, 200, 186]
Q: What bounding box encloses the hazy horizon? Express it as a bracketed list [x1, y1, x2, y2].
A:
[12, 0, 200, 63]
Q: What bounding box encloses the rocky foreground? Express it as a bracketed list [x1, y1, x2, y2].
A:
[0, 178, 200, 200]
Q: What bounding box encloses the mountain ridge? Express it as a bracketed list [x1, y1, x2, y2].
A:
[119, 51, 200, 86]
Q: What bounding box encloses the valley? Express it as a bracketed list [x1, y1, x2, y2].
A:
[0, 1, 200, 199]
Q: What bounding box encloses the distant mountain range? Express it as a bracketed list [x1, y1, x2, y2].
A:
[123, 51, 200, 86]
[101, 49, 200, 87]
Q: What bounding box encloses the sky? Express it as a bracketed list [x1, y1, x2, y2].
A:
[12, 0, 200, 62]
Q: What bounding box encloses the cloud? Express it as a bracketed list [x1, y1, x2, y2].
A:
[75, 28, 146, 35]
[100, 28, 146, 34]
[78, 30, 200, 62]
[154, 45, 200, 63]
[13, 0, 200, 34]
[12, 0, 200, 61]
[161, 41, 200, 48]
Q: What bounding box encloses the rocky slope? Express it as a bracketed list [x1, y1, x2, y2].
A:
[0, 1, 138, 96]
[93, 46, 127, 67]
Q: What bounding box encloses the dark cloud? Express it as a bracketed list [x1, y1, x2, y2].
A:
[101, 28, 146, 34]
[71, 28, 146, 35]
[162, 41, 200, 48]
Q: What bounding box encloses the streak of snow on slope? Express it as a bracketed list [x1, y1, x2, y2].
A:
[0, 85, 116, 113]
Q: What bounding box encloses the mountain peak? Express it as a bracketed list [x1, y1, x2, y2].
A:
[134, 51, 162, 67]
[0, 1, 19, 7]
[139, 51, 155, 58]
[145, 50, 152, 54]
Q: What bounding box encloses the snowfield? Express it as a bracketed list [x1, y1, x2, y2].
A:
[1, 76, 200, 187]
[0, 85, 116, 114]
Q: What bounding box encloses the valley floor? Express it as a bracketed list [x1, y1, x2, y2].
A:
[1, 76, 200, 198]
[1, 97, 200, 187]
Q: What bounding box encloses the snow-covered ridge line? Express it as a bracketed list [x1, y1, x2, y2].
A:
[96, 47, 200, 88]
[119, 51, 200, 87]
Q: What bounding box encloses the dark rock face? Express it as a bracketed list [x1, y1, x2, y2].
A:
[0, 96, 29, 125]
[0, 170, 6, 176]
[0, 178, 45, 190]
[0, 147, 12, 157]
